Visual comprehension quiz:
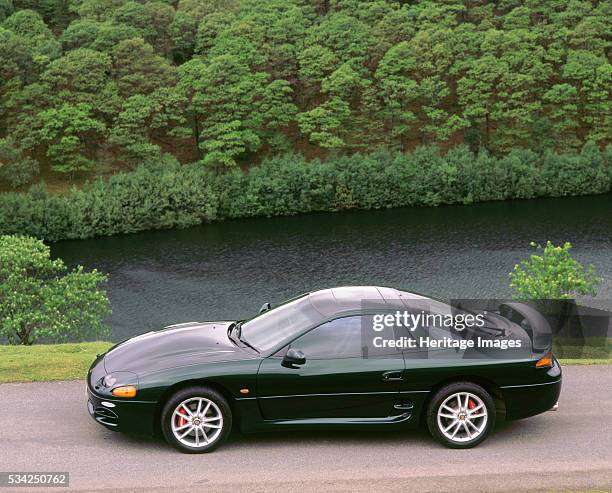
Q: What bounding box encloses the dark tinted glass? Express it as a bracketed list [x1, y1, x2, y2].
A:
[241, 295, 323, 351]
[292, 315, 399, 359]
[293, 316, 363, 359]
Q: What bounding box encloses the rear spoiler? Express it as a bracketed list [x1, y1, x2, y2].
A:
[499, 302, 552, 352]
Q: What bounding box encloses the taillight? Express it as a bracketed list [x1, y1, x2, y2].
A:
[536, 353, 553, 368]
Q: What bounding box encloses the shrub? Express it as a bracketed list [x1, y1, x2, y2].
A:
[543, 141, 610, 197]
[509, 241, 601, 300]
[0, 235, 110, 344]
[0, 144, 609, 242]
[502, 149, 544, 199]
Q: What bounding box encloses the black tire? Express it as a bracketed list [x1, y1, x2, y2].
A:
[426, 382, 495, 449]
[161, 386, 232, 453]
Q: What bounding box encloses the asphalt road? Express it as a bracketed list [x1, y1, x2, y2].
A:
[0, 365, 611, 493]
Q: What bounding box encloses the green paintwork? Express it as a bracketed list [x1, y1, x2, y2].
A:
[87, 322, 561, 436]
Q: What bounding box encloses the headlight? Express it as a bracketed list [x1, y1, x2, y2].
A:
[99, 372, 139, 396]
[103, 374, 117, 387]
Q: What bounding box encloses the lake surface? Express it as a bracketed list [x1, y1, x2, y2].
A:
[52, 194, 612, 342]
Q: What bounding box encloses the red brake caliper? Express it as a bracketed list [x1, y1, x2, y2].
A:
[468, 398, 477, 414]
[178, 407, 187, 427]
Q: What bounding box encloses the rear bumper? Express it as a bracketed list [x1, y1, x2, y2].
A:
[501, 378, 562, 420]
[87, 387, 157, 435]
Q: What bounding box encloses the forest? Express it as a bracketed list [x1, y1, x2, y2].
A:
[0, 0, 610, 190]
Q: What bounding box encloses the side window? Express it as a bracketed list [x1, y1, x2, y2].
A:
[292, 315, 399, 359]
[292, 316, 363, 359]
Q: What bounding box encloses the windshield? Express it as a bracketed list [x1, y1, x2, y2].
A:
[240, 295, 322, 351]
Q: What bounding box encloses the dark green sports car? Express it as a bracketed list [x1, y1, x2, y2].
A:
[87, 286, 561, 453]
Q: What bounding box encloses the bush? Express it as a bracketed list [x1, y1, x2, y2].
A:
[542, 142, 610, 197]
[0, 235, 110, 344]
[0, 144, 610, 242]
[509, 241, 601, 300]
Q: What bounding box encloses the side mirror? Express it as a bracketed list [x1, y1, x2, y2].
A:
[281, 348, 306, 369]
[259, 302, 271, 314]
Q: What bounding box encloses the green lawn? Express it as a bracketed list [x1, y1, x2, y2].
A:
[0, 342, 113, 384]
[558, 358, 612, 365]
[0, 341, 610, 384]
[553, 337, 611, 360]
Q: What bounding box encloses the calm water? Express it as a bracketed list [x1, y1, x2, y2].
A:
[52, 194, 612, 342]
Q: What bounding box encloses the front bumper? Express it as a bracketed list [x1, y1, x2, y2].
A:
[87, 387, 157, 435]
[87, 353, 157, 435]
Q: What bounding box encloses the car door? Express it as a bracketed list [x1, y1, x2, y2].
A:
[256, 315, 405, 420]
[398, 303, 475, 393]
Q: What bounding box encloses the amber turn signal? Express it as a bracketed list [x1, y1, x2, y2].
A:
[111, 385, 137, 397]
[535, 353, 553, 368]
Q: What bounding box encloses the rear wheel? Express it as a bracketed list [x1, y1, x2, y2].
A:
[161, 386, 232, 453]
[427, 382, 495, 449]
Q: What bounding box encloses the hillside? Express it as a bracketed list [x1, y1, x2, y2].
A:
[0, 0, 610, 189]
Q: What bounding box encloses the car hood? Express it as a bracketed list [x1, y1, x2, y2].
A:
[103, 321, 253, 375]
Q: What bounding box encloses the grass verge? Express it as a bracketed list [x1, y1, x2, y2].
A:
[0, 342, 113, 384]
[558, 358, 612, 365]
[554, 339, 612, 365]
[0, 342, 610, 384]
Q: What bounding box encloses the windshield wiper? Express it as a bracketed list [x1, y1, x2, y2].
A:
[227, 322, 240, 345]
[235, 322, 259, 352]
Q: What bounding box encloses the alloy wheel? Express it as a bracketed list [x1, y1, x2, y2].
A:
[436, 391, 488, 443]
[171, 397, 223, 448]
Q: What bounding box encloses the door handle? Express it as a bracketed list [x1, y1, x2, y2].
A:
[382, 370, 403, 381]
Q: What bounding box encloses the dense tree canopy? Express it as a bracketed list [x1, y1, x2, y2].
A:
[0, 0, 610, 184]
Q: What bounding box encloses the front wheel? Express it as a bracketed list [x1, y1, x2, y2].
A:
[161, 387, 232, 453]
[426, 382, 495, 449]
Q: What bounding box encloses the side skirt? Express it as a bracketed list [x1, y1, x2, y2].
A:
[262, 412, 413, 427]
[236, 404, 415, 433]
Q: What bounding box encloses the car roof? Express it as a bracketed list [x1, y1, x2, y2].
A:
[307, 286, 430, 317]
